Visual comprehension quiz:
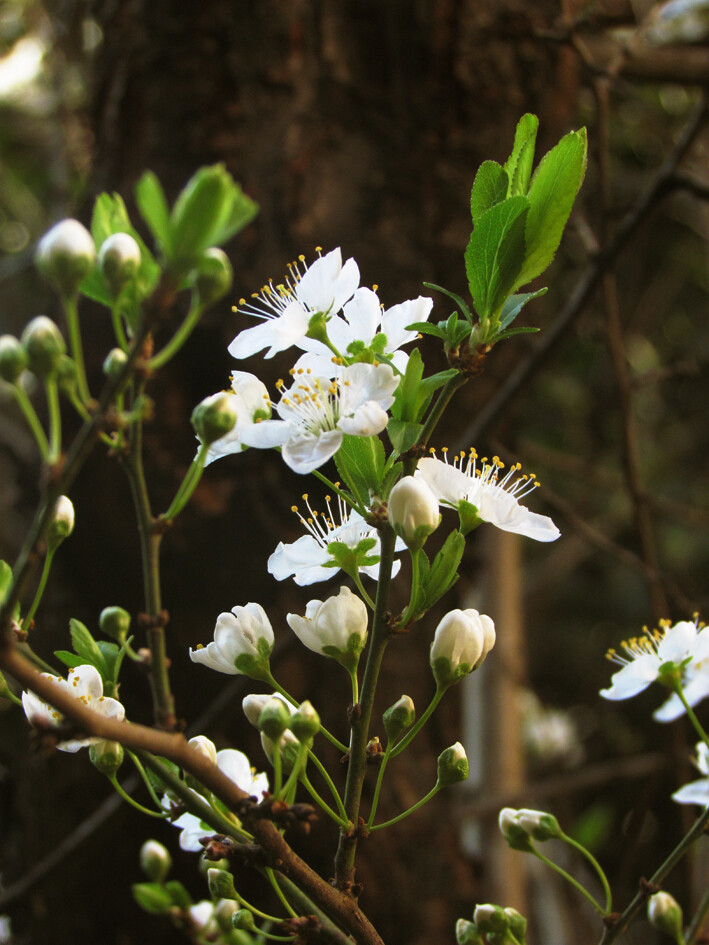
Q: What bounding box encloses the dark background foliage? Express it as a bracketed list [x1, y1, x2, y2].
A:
[0, 1, 707, 943]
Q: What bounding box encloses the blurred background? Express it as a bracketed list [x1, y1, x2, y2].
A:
[0, 1, 708, 943]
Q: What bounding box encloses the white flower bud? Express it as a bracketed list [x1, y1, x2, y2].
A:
[243, 692, 293, 729]
[47, 495, 75, 552]
[21, 315, 66, 379]
[473, 904, 508, 935]
[188, 735, 218, 765]
[194, 247, 233, 305]
[36, 219, 96, 297]
[286, 586, 368, 671]
[387, 476, 439, 550]
[289, 700, 321, 742]
[139, 839, 172, 883]
[648, 892, 683, 937]
[103, 347, 128, 379]
[383, 694, 415, 743]
[190, 602, 274, 679]
[430, 608, 495, 689]
[436, 742, 469, 787]
[99, 232, 141, 295]
[456, 919, 484, 945]
[258, 696, 292, 740]
[498, 807, 534, 851]
[192, 391, 238, 446]
[516, 808, 562, 841]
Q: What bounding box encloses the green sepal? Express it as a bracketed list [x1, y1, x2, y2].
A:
[234, 637, 273, 681]
[135, 171, 173, 258]
[465, 195, 529, 320]
[334, 434, 386, 507]
[503, 113, 539, 197]
[132, 883, 175, 915]
[470, 161, 509, 223]
[457, 499, 483, 536]
[498, 288, 548, 330]
[164, 880, 193, 909]
[327, 537, 379, 576]
[0, 560, 12, 604]
[431, 655, 473, 690]
[321, 632, 365, 672]
[456, 919, 485, 945]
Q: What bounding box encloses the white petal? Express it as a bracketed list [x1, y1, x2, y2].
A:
[652, 691, 685, 722]
[228, 321, 279, 359]
[282, 430, 343, 474]
[342, 288, 381, 343]
[268, 535, 330, 582]
[240, 418, 294, 449]
[657, 620, 698, 662]
[672, 778, 709, 806]
[600, 654, 660, 700]
[338, 401, 389, 436]
[381, 296, 433, 351]
[416, 458, 470, 506]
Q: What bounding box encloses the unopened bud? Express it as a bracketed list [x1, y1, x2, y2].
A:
[383, 695, 415, 743]
[103, 347, 128, 379]
[194, 248, 233, 305]
[504, 908, 527, 942]
[430, 609, 496, 690]
[99, 605, 131, 643]
[139, 840, 172, 882]
[99, 233, 141, 295]
[289, 700, 321, 742]
[436, 742, 469, 788]
[387, 476, 440, 551]
[132, 882, 174, 915]
[36, 219, 96, 297]
[456, 919, 484, 945]
[473, 904, 508, 935]
[47, 495, 75, 552]
[21, 315, 66, 379]
[648, 891, 683, 938]
[214, 899, 238, 933]
[89, 740, 124, 777]
[516, 808, 562, 842]
[207, 868, 237, 901]
[0, 335, 27, 383]
[56, 355, 78, 394]
[188, 735, 218, 765]
[498, 808, 534, 852]
[232, 909, 257, 931]
[191, 391, 237, 446]
[258, 697, 292, 741]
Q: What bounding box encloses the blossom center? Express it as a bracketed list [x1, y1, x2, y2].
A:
[276, 368, 346, 434]
[429, 447, 540, 502]
[232, 253, 313, 322]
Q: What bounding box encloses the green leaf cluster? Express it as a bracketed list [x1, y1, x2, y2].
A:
[54, 617, 130, 697]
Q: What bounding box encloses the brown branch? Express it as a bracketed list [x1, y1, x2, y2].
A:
[0, 646, 382, 945]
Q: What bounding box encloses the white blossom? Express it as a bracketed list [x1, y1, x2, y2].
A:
[190, 602, 274, 677]
[387, 476, 439, 549]
[287, 586, 368, 662]
[430, 608, 496, 687]
[417, 448, 559, 542]
[201, 372, 272, 466]
[672, 742, 709, 807]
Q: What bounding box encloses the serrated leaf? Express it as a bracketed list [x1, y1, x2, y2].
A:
[387, 419, 423, 454]
[69, 618, 108, 677]
[0, 560, 12, 604]
[54, 650, 86, 670]
[465, 196, 529, 318]
[470, 161, 509, 223]
[406, 322, 447, 340]
[418, 530, 465, 613]
[494, 326, 541, 342]
[503, 114, 539, 196]
[422, 282, 472, 321]
[498, 288, 548, 330]
[392, 347, 424, 422]
[334, 434, 385, 500]
[513, 128, 587, 290]
[135, 171, 173, 257]
[211, 186, 259, 245]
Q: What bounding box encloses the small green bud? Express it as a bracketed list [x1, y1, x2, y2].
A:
[383, 695, 415, 743]
[36, 219, 96, 297]
[473, 904, 508, 936]
[436, 742, 469, 788]
[232, 909, 257, 932]
[47, 495, 75, 552]
[0, 335, 28, 383]
[498, 808, 534, 852]
[132, 882, 174, 915]
[103, 347, 128, 379]
[194, 248, 233, 305]
[139, 840, 172, 883]
[99, 605, 131, 643]
[55, 355, 78, 395]
[171, 165, 236, 267]
[648, 891, 683, 938]
[387, 476, 440, 551]
[456, 919, 484, 945]
[213, 899, 238, 933]
[21, 315, 66, 379]
[516, 808, 562, 842]
[504, 907, 527, 943]
[289, 700, 321, 743]
[191, 391, 237, 446]
[207, 867, 237, 901]
[199, 854, 230, 875]
[89, 740, 124, 777]
[258, 696, 292, 741]
[99, 232, 141, 296]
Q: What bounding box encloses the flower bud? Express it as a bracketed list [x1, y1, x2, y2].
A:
[56, 355, 78, 395]
[383, 695, 415, 743]
[214, 899, 239, 933]
[436, 742, 469, 788]
[456, 919, 484, 945]
[232, 909, 257, 932]
[36, 219, 96, 297]
[430, 609, 496, 690]
[387, 476, 440, 551]
[286, 586, 368, 672]
[103, 347, 128, 379]
[21, 315, 66, 379]
[191, 391, 238, 446]
[289, 700, 321, 743]
[89, 740, 124, 777]
[261, 729, 301, 774]
[188, 735, 218, 765]
[498, 808, 534, 852]
[139, 840, 172, 883]
[190, 602, 274, 679]
[258, 696, 292, 741]
[648, 891, 683, 937]
[99, 232, 141, 295]
[516, 808, 562, 842]
[504, 908, 527, 942]
[47, 495, 75, 552]
[473, 904, 508, 935]
[99, 605, 131, 643]
[207, 867, 237, 901]
[243, 692, 293, 728]
[194, 248, 233, 305]
[0, 335, 27, 383]
[132, 882, 174, 915]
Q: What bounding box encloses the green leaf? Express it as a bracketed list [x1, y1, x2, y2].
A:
[498, 288, 548, 330]
[465, 196, 529, 318]
[387, 419, 423, 454]
[0, 560, 12, 604]
[135, 171, 173, 257]
[391, 347, 424, 422]
[422, 282, 472, 321]
[54, 650, 85, 670]
[334, 435, 385, 506]
[494, 326, 541, 342]
[406, 322, 447, 340]
[513, 127, 587, 290]
[145, 758, 180, 796]
[470, 161, 509, 223]
[69, 618, 109, 677]
[503, 113, 539, 196]
[165, 880, 193, 909]
[132, 883, 175, 915]
[96, 640, 123, 695]
[211, 185, 259, 245]
[418, 530, 465, 614]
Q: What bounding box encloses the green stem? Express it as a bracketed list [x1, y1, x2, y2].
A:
[532, 847, 605, 915]
[599, 805, 709, 944]
[266, 869, 299, 920]
[307, 749, 348, 822]
[561, 832, 613, 914]
[146, 295, 204, 370]
[272, 740, 283, 796]
[687, 889, 709, 944]
[369, 784, 439, 832]
[128, 749, 168, 812]
[312, 470, 363, 515]
[11, 384, 49, 459]
[161, 444, 208, 520]
[366, 745, 392, 828]
[279, 744, 307, 801]
[111, 304, 129, 351]
[399, 548, 422, 626]
[108, 774, 170, 818]
[21, 548, 55, 631]
[63, 294, 91, 403]
[300, 773, 351, 829]
[350, 570, 375, 610]
[333, 524, 398, 889]
[350, 666, 359, 707]
[231, 888, 285, 924]
[390, 686, 445, 758]
[674, 682, 709, 751]
[45, 377, 62, 463]
[416, 372, 468, 455]
[266, 676, 348, 754]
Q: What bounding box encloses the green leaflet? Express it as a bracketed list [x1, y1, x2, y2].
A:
[465, 195, 529, 319]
